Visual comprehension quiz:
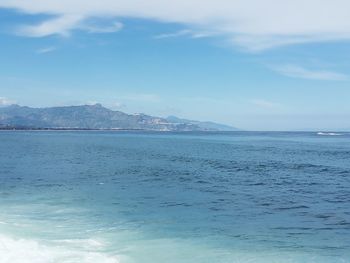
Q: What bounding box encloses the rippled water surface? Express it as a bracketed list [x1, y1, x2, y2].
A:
[0, 131, 349, 262]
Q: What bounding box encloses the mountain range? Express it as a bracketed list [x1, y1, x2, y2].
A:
[0, 104, 238, 131]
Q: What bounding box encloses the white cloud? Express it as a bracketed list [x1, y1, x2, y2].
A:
[2, 0, 350, 50]
[0, 97, 16, 106]
[272, 64, 348, 81]
[36, 46, 57, 54]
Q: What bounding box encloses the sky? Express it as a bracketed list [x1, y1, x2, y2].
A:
[0, 1, 350, 131]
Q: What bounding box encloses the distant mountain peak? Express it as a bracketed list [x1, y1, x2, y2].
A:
[0, 104, 239, 131]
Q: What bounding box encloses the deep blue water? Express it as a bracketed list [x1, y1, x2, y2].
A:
[0, 131, 349, 262]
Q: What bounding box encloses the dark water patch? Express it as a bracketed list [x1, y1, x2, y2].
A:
[274, 205, 310, 211]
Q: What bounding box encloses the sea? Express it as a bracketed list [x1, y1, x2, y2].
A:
[0, 131, 349, 263]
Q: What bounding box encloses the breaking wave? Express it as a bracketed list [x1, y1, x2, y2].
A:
[0, 234, 120, 263]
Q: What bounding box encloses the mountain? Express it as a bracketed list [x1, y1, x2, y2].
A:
[0, 104, 238, 131]
[166, 116, 238, 131]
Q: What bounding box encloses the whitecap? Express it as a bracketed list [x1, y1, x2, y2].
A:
[317, 132, 342, 136]
[0, 234, 120, 263]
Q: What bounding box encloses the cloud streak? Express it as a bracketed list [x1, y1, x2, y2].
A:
[154, 29, 192, 39]
[82, 21, 123, 33]
[2, 0, 350, 50]
[36, 46, 57, 54]
[154, 29, 215, 39]
[272, 64, 348, 81]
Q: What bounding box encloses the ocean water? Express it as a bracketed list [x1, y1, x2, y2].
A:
[0, 131, 349, 263]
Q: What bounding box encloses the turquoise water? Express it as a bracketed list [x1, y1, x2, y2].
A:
[0, 131, 349, 262]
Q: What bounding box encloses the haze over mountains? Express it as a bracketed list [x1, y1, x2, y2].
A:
[0, 104, 238, 131]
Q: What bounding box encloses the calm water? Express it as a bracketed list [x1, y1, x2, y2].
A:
[0, 131, 349, 263]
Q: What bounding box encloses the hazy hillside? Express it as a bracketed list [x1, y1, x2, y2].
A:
[166, 116, 238, 131]
[0, 104, 238, 131]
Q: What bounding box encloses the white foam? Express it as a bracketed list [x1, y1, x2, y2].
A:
[55, 238, 105, 249]
[0, 234, 120, 263]
[317, 132, 343, 136]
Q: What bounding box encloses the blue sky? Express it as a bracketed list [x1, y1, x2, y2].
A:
[1, 1, 350, 131]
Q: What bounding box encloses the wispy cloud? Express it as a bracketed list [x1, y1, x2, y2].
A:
[82, 21, 123, 34]
[0, 97, 16, 106]
[4, 0, 350, 50]
[16, 14, 83, 37]
[272, 64, 348, 81]
[230, 34, 350, 52]
[36, 46, 57, 54]
[154, 29, 192, 39]
[16, 14, 123, 38]
[154, 29, 214, 39]
[231, 35, 320, 52]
